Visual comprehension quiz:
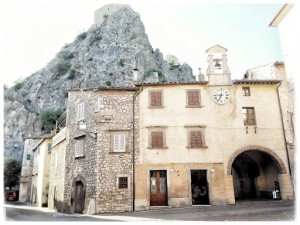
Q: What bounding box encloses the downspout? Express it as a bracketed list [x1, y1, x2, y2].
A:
[132, 85, 143, 212]
[276, 82, 294, 188]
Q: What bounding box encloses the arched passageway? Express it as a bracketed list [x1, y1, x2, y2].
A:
[232, 150, 281, 199]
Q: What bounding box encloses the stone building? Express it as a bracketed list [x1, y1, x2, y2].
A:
[19, 137, 41, 202]
[30, 135, 53, 207]
[58, 86, 139, 214]
[133, 45, 294, 210]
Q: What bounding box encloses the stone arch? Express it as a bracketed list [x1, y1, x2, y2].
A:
[227, 145, 287, 175]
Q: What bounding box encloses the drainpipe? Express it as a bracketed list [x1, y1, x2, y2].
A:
[276, 82, 294, 189]
[132, 84, 143, 212]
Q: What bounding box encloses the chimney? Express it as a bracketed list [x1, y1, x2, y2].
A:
[198, 68, 205, 81]
[133, 68, 139, 82]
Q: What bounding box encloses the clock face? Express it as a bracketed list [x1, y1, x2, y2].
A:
[212, 87, 230, 104]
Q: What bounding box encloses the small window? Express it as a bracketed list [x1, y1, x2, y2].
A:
[118, 177, 128, 189]
[77, 102, 85, 121]
[151, 131, 163, 148]
[111, 132, 128, 153]
[113, 134, 126, 152]
[186, 126, 207, 148]
[242, 107, 256, 125]
[149, 90, 163, 108]
[26, 154, 31, 160]
[242, 87, 251, 96]
[48, 143, 52, 154]
[148, 127, 167, 149]
[75, 138, 85, 158]
[186, 90, 201, 107]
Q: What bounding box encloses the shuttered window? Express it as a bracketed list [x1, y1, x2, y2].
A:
[190, 131, 203, 148]
[149, 91, 163, 107]
[187, 90, 201, 107]
[113, 134, 126, 152]
[242, 107, 256, 125]
[151, 131, 164, 148]
[75, 138, 85, 158]
[77, 102, 85, 121]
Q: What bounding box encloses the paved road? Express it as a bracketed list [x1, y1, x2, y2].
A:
[4, 199, 295, 221]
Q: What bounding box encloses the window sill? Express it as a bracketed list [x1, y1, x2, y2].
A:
[148, 106, 164, 109]
[185, 105, 204, 108]
[147, 147, 168, 149]
[186, 146, 208, 149]
[109, 151, 130, 154]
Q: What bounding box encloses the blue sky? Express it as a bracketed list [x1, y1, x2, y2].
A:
[0, 0, 285, 86]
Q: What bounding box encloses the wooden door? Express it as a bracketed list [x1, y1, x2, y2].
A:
[150, 170, 167, 206]
[75, 181, 84, 213]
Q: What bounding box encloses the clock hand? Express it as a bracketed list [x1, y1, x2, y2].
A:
[218, 93, 223, 100]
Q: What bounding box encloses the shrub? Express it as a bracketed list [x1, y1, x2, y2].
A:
[77, 32, 87, 40]
[40, 109, 64, 133]
[13, 81, 23, 90]
[142, 68, 166, 82]
[118, 59, 125, 67]
[105, 81, 112, 86]
[68, 70, 76, 79]
[56, 59, 71, 75]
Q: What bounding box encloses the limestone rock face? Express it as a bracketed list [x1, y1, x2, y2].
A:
[3, 4, 195, 159]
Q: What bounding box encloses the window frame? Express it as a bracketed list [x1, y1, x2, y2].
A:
[242, 87, 251, 96]
[147, 127, 167, 149]
[185, 125, 207, 149]
[148, 90, 164, 108]
[116, 175, 130, 190]
[242, 107, 256, 126]
[118, 177, 128, 189]
[110, 131, 128, 153]
[186, 89, 201, 108]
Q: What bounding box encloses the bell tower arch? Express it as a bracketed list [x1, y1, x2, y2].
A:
[206, 44, 232, 85]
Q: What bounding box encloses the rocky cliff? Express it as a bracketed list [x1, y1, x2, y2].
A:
[3, 4, 195, 160]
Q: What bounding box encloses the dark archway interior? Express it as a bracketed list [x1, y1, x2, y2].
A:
[232, 150, 279, 200]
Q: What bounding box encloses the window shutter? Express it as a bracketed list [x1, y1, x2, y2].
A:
[114, 134, 126, 152]
[190, 131, 203, 147]
[77, 103, 85, 121]
[188, 90, 200, 106]
[150, 91, 162, 107]
[151, 131, 163, 148]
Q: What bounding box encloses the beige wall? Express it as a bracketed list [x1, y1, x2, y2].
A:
[135, 83, 291, 210]
[48, 128, 66, 210]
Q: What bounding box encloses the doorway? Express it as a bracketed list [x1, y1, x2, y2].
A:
[150, 170, 168, 206]
[74, 181, 84, 213]
[191, 170, 209, 205]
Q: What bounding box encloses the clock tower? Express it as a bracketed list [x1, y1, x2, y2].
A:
[206, 45, 232, 85]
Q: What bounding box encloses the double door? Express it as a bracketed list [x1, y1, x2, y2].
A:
[150, 170, 167, 206]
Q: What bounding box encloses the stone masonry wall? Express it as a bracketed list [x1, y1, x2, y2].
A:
[95, 90, 138, 213]
[63, 90, 98, 214]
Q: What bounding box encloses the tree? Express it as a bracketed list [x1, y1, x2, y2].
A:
[4, 159, 21, 190]
[40, 109, 64, 133]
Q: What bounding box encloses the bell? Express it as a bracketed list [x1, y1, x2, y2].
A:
[215, 62, 221, 69]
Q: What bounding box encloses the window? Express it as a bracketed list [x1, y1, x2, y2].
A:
[77, 102, 85, 121]
[242, 107, 256, 125]
[149, 90, 163, 108]
[26, 154, 31, 160]
[118, 177, 128, 189]
[186, 126, 207, 148]
[242, 87, 251, 96]
[48, 143, 52, 154]
[148, 127, 167, 149]
[75, 138, 85, 158]
[186, 90, 201, 107]
[111, 132, 128, 152]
